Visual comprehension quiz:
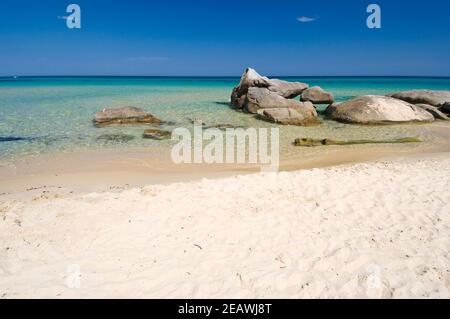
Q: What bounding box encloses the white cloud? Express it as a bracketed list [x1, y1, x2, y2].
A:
[296, 16, 318, 23]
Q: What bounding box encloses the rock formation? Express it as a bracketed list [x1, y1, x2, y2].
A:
[415, 104, 449, 120]
[93, 107, 161, 127]
[258, 107, 320, 126]
[230, 68, 318, 125]
[325, 95, 434, 124]
[142, 129, 171, 140]
[388, 90, 450, 107]
[301, 86, 334, 104]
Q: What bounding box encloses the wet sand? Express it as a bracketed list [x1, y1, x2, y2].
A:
[0, 120, 449, 199]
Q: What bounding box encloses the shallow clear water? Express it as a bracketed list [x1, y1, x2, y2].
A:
[1, 76, 449, 161]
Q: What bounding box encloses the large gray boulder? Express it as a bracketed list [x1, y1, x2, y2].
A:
[388, 90, 450, 107]
[301, 86, 334, 104]
[267, 79, 309, 99]
[325, 95, 434, 124]
[93, 107, 161, 127]
[235, 68, 271, 97]
[245, 87, 314, 113]
[231, 68, 309, 108]
[258, 107, 320, 126]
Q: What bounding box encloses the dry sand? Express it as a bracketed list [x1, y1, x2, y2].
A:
[0, 152, 449, 299]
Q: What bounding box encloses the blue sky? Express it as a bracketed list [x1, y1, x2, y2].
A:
[0, 0, 449, 76]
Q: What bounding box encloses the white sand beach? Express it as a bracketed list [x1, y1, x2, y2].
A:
[0, 152, 449, 299]
[2, 0, 450, 302]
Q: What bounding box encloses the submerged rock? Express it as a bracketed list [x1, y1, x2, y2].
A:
[203, 124, 246, 130]
[0, 136, 28, 143]
[160, 120, 179, 126]
[301, 86, 335, 104]
[325, 95, 434, 124]
[142, 129, 171, 140]
[258, 107, 320, 126]
[415, 104, 449, 120]
[187, 118, 207, 127]
[96, 133, 135, 143]
[389, 90, 450, 107]
[294, 137, 422, 147]
[187, 118, 245, 130]
[93, 107, 161, 127]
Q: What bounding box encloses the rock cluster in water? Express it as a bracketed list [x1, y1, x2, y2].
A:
[230, 68, 450, 125]
[92, 106, 169, 142]
[88, 73, 450, 146]
[231, 68, 323, 126]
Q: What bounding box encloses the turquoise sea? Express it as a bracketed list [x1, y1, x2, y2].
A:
[1, 76, 450, 161]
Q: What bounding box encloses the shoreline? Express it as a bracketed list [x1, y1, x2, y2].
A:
[1, 134, 450, 199]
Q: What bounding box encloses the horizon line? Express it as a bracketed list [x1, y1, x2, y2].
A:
[2, 75, 450, 79]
